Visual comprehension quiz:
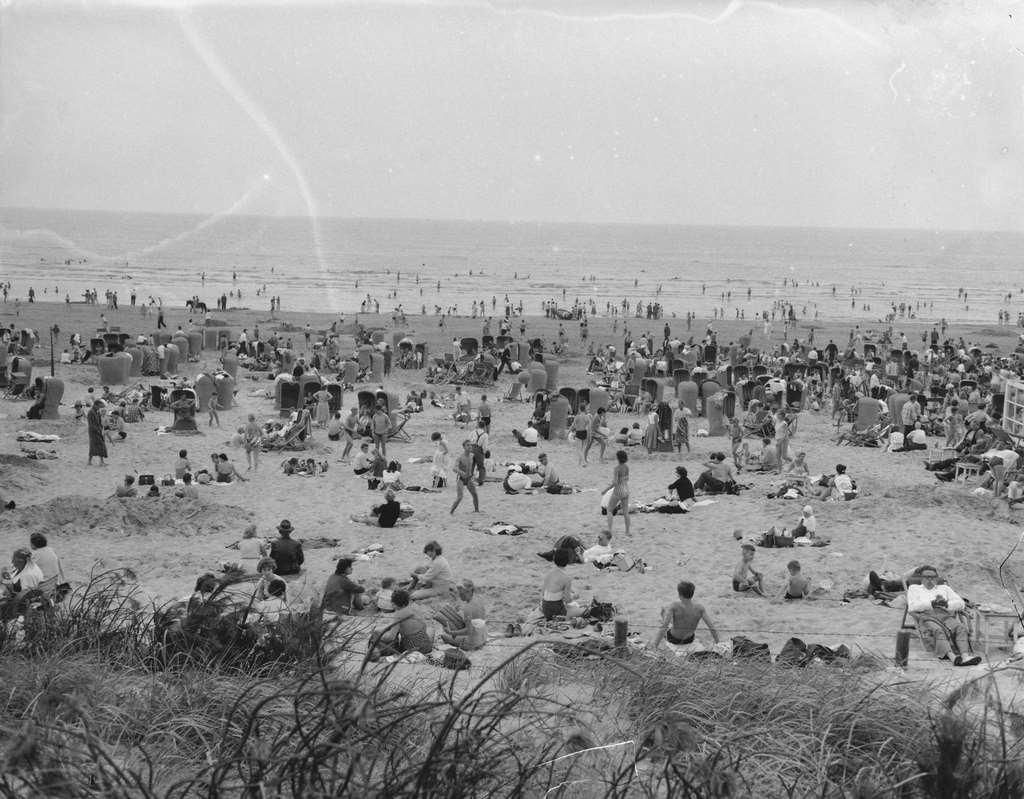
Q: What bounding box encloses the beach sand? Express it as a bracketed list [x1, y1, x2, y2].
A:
[2, 299, 1023, 676]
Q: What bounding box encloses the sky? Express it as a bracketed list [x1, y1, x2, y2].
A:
[1, 0, 1023, 229]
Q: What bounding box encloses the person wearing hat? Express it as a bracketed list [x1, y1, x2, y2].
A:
[269, 520, 304, 576]
[906, 566, 982, 667]
[792, 505, 817, 539]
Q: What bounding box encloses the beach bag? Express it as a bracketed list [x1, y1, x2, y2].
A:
[137, 474, 155, 486]
[584, 598, 616, 623]
[731, 636, 771, 663]
[443, 648, 471, 671]
[776, 637, 807, 667]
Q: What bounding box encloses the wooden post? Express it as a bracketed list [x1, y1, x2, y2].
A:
[895, 629, 910, 668]
[614, 617, 628, 653]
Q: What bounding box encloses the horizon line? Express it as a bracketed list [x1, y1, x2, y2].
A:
[2, 204, 1022, 238]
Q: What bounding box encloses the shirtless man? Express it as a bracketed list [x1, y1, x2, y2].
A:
[694, 452, 737, 493]
[650, 581, 720, 648]
[450, 440, 480, 514]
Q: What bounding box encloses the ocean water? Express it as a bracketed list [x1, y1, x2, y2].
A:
[2, 207, 1023, 325]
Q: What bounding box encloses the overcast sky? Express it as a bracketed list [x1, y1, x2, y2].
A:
[2, 0, 1022, 229]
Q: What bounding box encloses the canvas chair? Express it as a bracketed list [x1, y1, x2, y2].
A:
[503, 381, 522, 402]
[387, 412, 412, 443]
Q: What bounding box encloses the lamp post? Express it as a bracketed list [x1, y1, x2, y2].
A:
[49, 324, 60, 377]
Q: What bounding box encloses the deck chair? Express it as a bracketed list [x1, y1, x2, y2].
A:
[900, 601, 975, 661]
[261, 424, 310, 451]
[503, 381, 522, 402]
[387, 412, 412, 443]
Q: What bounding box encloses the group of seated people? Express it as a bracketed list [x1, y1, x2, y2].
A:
[502, 452, 568, 494]
[0, 534, 63, 620]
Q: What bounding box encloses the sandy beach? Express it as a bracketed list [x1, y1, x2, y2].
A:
[2, 298, 1023, 675]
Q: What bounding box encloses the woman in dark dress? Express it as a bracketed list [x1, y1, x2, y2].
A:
[87, 400, 108, 466]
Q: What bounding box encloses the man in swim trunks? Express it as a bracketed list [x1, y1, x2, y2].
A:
[650, 580, 720, 649]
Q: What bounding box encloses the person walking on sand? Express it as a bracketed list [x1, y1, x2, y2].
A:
[243, 413, 262, 471]
[604, 450, 631, 535]
[450, 440, 480, 514]
[86, 400, 108, 466]
[207, 394, 220, 428]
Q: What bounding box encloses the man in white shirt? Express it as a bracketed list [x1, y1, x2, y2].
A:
[513, 421, 539, 447]
[537, 452, 562, 492]
[906, 566, 981, 666]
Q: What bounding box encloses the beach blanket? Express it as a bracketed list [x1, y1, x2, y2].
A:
[16, 431, 59, 443]
[19, 447, 59, 459]
[299, 537, 342, 550]
[478, 522, 530, 536]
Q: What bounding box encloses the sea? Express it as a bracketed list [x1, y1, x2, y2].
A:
[2, 207, 1023, 326]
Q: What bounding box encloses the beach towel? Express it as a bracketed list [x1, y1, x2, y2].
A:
[16, 432, 59, 443]
[481, 522, 530, 536]
[20, 447, 58, 460]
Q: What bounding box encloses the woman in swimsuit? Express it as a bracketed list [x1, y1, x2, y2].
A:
[604, 449, 631, 535]
[572, 403, 591, 466]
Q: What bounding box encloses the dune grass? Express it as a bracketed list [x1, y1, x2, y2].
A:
[1, 576, 1023, 798]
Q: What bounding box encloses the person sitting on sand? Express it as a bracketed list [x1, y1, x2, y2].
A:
[256, 579, 290, 624]
[748, 437, 779, 473]
[503, 464, 534, 494]
[693, 452, 737, 495]
[409, 540, 454, 600]
[104, 408, 127, 443]
[352, 442, 376, 476]
[896, 420, 929, 452]
[269, 520, 304, 576]
[512, 420, 540, 448]
[439, 580, 488, 651]
[732, 544, 765, 595]
[114, 474, 137, 498]
[828, 464, 857, 501]
[540, 549, 583, 619]
[372, 589, 433, 657]
[174, 449, 192, 480]
[781, 451, 810, 487]
[536, 452, 566, 493]
[236, 525, 266, 573]
[350, 489, 405, 528]
[650, 580, 720, 649]
[669, 466, 695, 503]
[253, 558, 284, 601]
[906, 566, 981, 666]
[792, 505, 817, 538]
[1, 549, 44, 612]
[215, 453, 248, 483]
[776, 560, 810, 600]
[28, 533, 62, 587]
[322, 558, 366, 616]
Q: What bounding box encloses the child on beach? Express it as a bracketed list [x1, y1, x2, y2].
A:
[729, 416, 744, 470]
[207, 395, 220, 428]
[777, 560, 810, 601]
[375, 577, 396, 612]
[732, 544, 765, 595]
